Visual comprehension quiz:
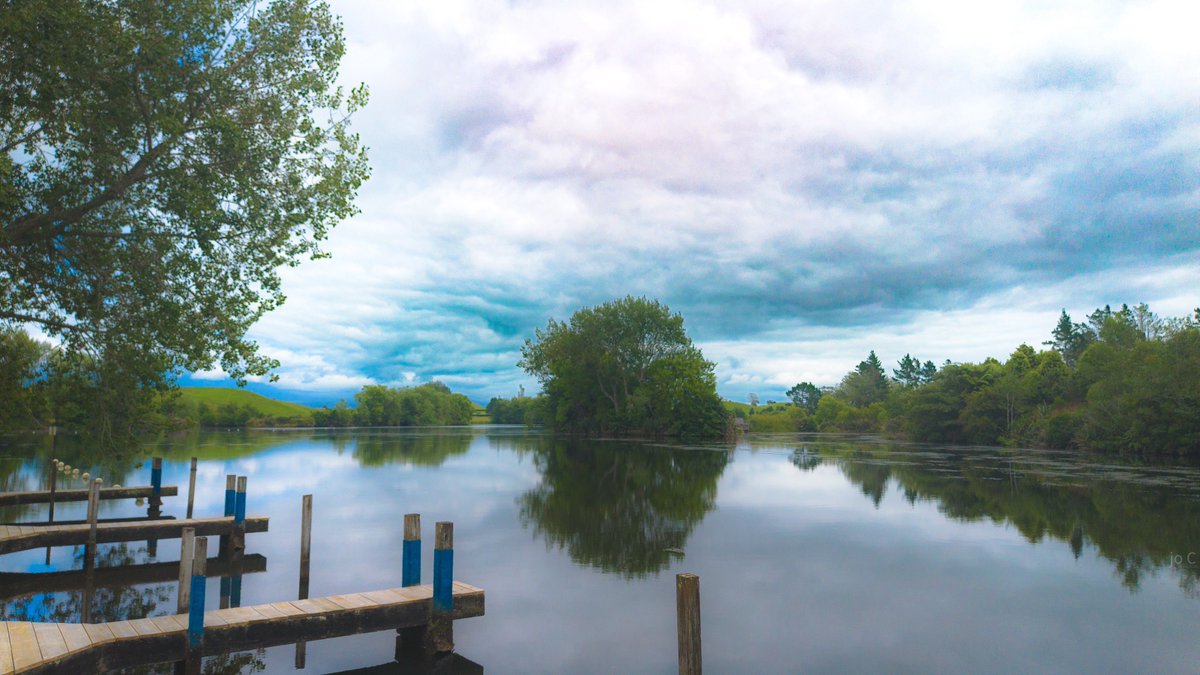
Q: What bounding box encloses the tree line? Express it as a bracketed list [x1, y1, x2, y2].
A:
[312, 382, 474, 427]
[756, 303, 1200, 456]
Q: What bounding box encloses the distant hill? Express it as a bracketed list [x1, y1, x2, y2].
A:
[176, 387, 316, 427]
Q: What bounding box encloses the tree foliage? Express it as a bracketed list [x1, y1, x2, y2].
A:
[519, 297, 728, 439]
[0, 0, 369, 413]
[809, 302, 1200, 457]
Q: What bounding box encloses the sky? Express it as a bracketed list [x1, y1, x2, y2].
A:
[187, 0, 1200, 407]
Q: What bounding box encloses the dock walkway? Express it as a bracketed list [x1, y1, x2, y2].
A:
[0, 581, 485, 673]
[0, 516, 268, 555]
[0, 486, 178, 507]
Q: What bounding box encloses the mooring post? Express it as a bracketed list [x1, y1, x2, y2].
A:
[46, 459, 57, 564]
[178, 528, 196, 614]
[231, 475, 247, 551]
[299, 494, 313, 598]
[150, 457, 163, 504]
[676, 573, 702, 675]
[186, 457, 198, 520]
[296, 494, 313, 669]
[403, 513, 421, 587]
[186, 537, 208, 675]
[82, 478, 101, 624]
[424, 521, 454, 654]
[220, 474, 236, 557]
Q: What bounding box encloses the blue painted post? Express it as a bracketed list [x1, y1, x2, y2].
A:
[402, 514, 421, 587]
[151, 457, 163, 500]
[426, 521, 454, 653]
[231, 476, 247, 551]
[186, 537, 208, 675]
[230, 571, 242, 608]
[223, 474, 237, 517]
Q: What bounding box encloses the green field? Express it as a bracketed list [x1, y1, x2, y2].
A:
[176, 387, 316, 421]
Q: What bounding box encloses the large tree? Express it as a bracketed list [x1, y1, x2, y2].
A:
[0, 0, 369, 393]
[519, 296, 728, 438]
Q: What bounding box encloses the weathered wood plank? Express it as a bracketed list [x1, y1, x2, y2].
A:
[81, 623, 115, 647]
[202, 610, 231, 627]
[0, 622, 14, 675]
[31, 624, 67, 661]
[268, 602, 305, 617]
[126, 618, 161, 637]
[327, 593, 376, 610]
[7, 623, 40, 672]
[215, 607, 261, 626]
[56, 622, 91, 653]
[106, 621, 137, 640]
[150, 615, 185, 634]
[360, 589, 409, 605]
[0, 486, 179, 506]
[0, 516, 268, 555]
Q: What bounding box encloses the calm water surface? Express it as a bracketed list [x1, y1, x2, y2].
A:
[1, 428, 1198, 673]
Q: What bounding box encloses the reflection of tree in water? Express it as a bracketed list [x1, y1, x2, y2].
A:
[520, 441, 728, 578]
[804, 443, 1200, 596]
[352, 433, 472, 467]
[790, 446, 822, 472]
[0, 544, 169, 623]
[115, 649, 266, 675]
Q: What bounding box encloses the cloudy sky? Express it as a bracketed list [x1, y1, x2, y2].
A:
[190, 0, 1200, 406]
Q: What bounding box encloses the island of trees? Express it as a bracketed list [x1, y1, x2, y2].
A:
[515, 296, 730, 440]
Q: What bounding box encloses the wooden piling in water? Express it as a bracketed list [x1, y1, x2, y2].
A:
[186, 537, 208, 675]
[230, 476, 247, 552]
[186, 457, 197, 520]
[83, 479, 101, 624]
[177, 528, 195, 614]
[403, 513, 421, 587]
[299, 495, 313, 599]
[296, 494, 313, 669]
[150, 458, 163, 504]
[220, 474, 236, 557]
[425, 521, 454, 654]
[676, 573, 701, 675]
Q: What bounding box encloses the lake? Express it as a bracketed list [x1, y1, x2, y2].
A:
[1, 428, 1198, 673]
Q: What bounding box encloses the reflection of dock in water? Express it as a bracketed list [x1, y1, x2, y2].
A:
[331, 651, 485, 674]
[0, 554, 268, 600]
[0, 516, 269, 555]
[0, 582, 485, 673]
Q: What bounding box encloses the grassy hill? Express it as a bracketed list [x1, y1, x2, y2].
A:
[175, 387, 316, 427]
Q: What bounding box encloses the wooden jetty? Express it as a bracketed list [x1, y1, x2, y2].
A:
[0, 516, 268, 555]
[0, 582, 485, 673]
[0, 486, 179, 508]
[0, 555, 267, 599]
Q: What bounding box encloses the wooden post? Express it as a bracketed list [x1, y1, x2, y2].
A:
[82, 478, 101, 624]
[186, 457, 197, 520]
[150, 457, 163, 503]
[186, 537, 208, 675]
[231, 475, 247, 551]
[299, 495, 312, 599]
[220, 474, 236, 556]
[177, 528, 195, 614]
[296, 494, 313, 669]
[45, 459, 57, 565]
[676, 573, 701, 675]
[425, 521, 454, 654]
[402, 513, 421, 587]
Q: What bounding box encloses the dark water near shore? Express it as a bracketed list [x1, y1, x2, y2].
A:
[1, 428, 1198, 673]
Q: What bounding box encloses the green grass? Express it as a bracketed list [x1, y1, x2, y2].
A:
[176, 387, 316, 419]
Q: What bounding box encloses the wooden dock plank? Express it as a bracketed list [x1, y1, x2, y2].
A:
[214, 607, 261, 626]
[327, 593, 376, 610]
[126, 618, 161, 637]
[150, 615, 185, 633]
[0, 515, 269, 555]
[267, 602, 305, 617]
[30, 624, 67, 661]
[0, 622, 14, 675]
[7, 623, 40, 672]
[0, 486, 179, 506]
[81, 623, 115, 646]
[248, 604, 286, 620]
[360, 589, 409, 605]
[0, 580, 486, 673]
[106, 621, 137, 639]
